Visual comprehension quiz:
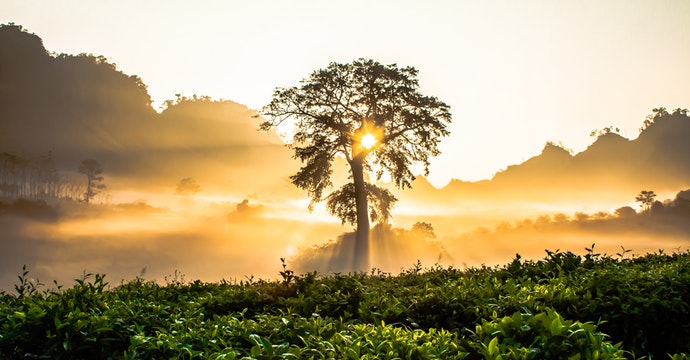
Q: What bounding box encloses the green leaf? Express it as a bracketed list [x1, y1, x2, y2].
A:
[488, 336, 499, 356]
[511, 312, 522, 326]
[550, 316, 563, 337]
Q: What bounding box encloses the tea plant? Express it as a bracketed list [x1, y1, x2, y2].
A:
[1, 249, 690, 359]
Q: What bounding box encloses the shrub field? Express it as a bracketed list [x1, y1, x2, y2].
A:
[1, 248, 689, 359]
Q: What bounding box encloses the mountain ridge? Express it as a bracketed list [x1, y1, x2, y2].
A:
[2, 23, 688, 207]
[400, 109, 689, 211]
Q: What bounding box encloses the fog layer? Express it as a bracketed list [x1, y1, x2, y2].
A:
[1, 24, 689, 291]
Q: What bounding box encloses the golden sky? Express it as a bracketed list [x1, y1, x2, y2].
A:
[2, 0, 689, 187]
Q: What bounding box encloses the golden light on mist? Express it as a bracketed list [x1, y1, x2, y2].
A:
[1, 13, 690, 293]
[360, 133, 377, 149]
[285, 245, 298, 257]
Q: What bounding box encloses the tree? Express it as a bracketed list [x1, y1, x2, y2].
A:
[635, 190, 657, 212]
[259, 59, 452, 271]
[175, 177, 201, 195]
[410, 221, 436, 241]
[589, 125, 620, 138]
[78, 159, 105, 204]
[614, 206, 636, 218]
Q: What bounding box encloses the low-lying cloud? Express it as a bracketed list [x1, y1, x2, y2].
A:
[2, 189, 690, 292]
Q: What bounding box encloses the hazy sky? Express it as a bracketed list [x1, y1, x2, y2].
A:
[2, 0, 689, 186]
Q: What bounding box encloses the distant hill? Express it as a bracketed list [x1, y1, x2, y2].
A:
[401, 108, 690, 210]
[0, 23, 294, 195]
[496, 109, 690, 194]
[0, 24, 155, 156]
[2, 23, 688, 209]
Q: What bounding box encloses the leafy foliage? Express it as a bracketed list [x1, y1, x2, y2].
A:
[259, 58, 451, 223]
[636, 190, 657, 211]
[77, 159, 106, 204]
[2, 249, 690, 358]
[175, 177, 201, 195]
[326, 182, 398, 225]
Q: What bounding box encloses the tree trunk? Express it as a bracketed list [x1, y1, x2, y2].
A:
[350, 157, 370, 272]
[85, 175, 92, 204]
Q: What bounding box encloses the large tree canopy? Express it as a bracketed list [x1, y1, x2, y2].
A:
[260, 58, 451, 270]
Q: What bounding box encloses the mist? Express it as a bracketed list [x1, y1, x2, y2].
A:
[441, 202, 690, 269]
[0, 196, 346, 290]
[4, 186, 690, 292]
[1, 24, 690, 292]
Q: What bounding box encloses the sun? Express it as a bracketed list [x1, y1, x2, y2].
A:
[361, 133, 377, 149]
[285, 245, 297, 257]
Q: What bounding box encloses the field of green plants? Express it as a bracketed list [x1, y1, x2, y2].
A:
[1, 247, 689, 359]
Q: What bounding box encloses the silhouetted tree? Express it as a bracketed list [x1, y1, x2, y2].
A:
[589, 125, 620, 138]
[651, 200, 665, 214]
[78, 159, 105, 204]
[175, 177, 201, 195]
[410, 221, 436, 240]
[260, 59, 452, 271]
[672, 190, 690, 212]
[0, 152, 25, 198]
[636, 190, 657, 212]
[0, 151, 63, 200]
[614, 206, 637, 218]
[29, 151, 60, 199]
[639, 107, 689, 133]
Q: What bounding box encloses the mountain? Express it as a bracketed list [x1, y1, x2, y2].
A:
[0, 24, 155, 156]
[2, 23, 688, 210]
[0, 23, 294, 196]
[400, 108, 690, 212]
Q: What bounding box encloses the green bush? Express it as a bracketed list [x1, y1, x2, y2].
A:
[468, 308, 624, 359]
[2, 249, 690, 359]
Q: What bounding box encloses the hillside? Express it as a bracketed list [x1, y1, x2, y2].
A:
[400, 109, 690, 211]
[0, 24, 154, 156]
[3, 23, 689, 206]
[0, 23, 294, 195]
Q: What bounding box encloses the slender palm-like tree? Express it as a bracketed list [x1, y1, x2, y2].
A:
[78, 159, 105, 204]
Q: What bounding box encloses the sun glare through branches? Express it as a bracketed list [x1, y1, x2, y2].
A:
[360, 133, 377, 149]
